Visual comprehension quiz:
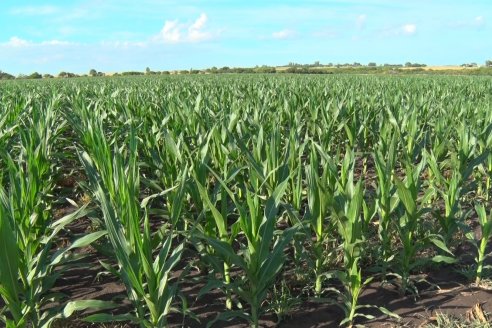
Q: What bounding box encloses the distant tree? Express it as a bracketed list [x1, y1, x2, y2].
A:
[27, 72, 42, 79]
[368, 62, 377, 67]
[486, 60, 492, 67]
[0, 70, 15, 80]
[255, 66, 276, 73]
[89, 69, 97, 77]
[121, 71, 144, 76]
[58, 71, 77, 78]
[405, 62, 427, 68]
[43, 74, 54, 78]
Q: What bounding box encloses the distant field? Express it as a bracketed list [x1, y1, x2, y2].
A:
[403, 65, 476, 71]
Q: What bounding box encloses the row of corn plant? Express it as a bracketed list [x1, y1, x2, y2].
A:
[0, 101, 102, 328]
[65, 101, 187, 327]
[1, 74, 492, 327]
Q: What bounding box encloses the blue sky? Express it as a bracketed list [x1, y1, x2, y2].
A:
[0, 0, 490, 74]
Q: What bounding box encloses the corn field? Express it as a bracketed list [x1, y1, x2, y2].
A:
[1, 74, 492, 327]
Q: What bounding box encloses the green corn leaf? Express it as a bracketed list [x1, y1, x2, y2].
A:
[63, 300, 118, 318]
[395, 179, 416, 216]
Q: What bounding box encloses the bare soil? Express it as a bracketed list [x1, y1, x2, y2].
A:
[47, 231, 492, 328]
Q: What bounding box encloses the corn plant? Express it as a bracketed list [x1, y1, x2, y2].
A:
[305, 144, 336, 296]
[466, 205, 492, 284]
[0, 183, 95, 328]
[331, 172, 397, 326]
[0, 104, 102, 328]
[192, 166, 240, 310]
[332, 179, 366, 325]
[393, 158, 428, 295]
[373, 127, 398, 275]
[427, 143, 489, 245]
[76, 124, 185, 327]
[202, 176, 297, 328]
[393, 157, 455, 295]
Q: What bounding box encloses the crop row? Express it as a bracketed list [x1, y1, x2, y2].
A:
[1, 74, 492, 327]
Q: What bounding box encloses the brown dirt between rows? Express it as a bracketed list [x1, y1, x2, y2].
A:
[5, 200, 492, 327]
[47, 229, 492, 328]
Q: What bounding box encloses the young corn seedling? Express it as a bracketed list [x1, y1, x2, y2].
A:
[373, 128, 398, 276]
[393, 158, 429, 295]
[192, 165, 241, 310]
[427, 142, 489, 245]
[286, 128, 307, 212]
[0, 104, 102, 328]
[0, 181, 96, 328]
[202, 176, 297, 328]
[76, 125, 185, 328]
[393, 157, 454, 295]
[427, 152, 463, 244]
[332, 175, 398, 326]
[333, 178, 365, 326]
[189, 127, 248, 310]
[467, 205, 492, 284]
[477, 122, 492, 201]
[305, 144, 336, 296]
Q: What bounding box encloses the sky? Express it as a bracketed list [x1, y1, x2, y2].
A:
[0, 0, 490, 75]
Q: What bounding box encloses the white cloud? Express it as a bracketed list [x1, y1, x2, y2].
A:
[356, 14, 367, 29]
[475, 16, 485, 26]
[154, 13, 213, 43]
[1, 37, 77, 48]
[190, 13, 207, 31]
[159, 20, 182, 43]
[5, 37, 30, 47]
[379, 23, 417, 37]
[188, 14, 211, 42]
[100, 40, 147, 48]
[41, 40, 75, 46]
[402, 24, 417, 35]
[272, 29, 296, 40]
[10, 5, 58, 15]
[449, 16, 486, 29]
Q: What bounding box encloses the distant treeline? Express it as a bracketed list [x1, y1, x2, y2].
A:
[1, 61, 492, 80]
